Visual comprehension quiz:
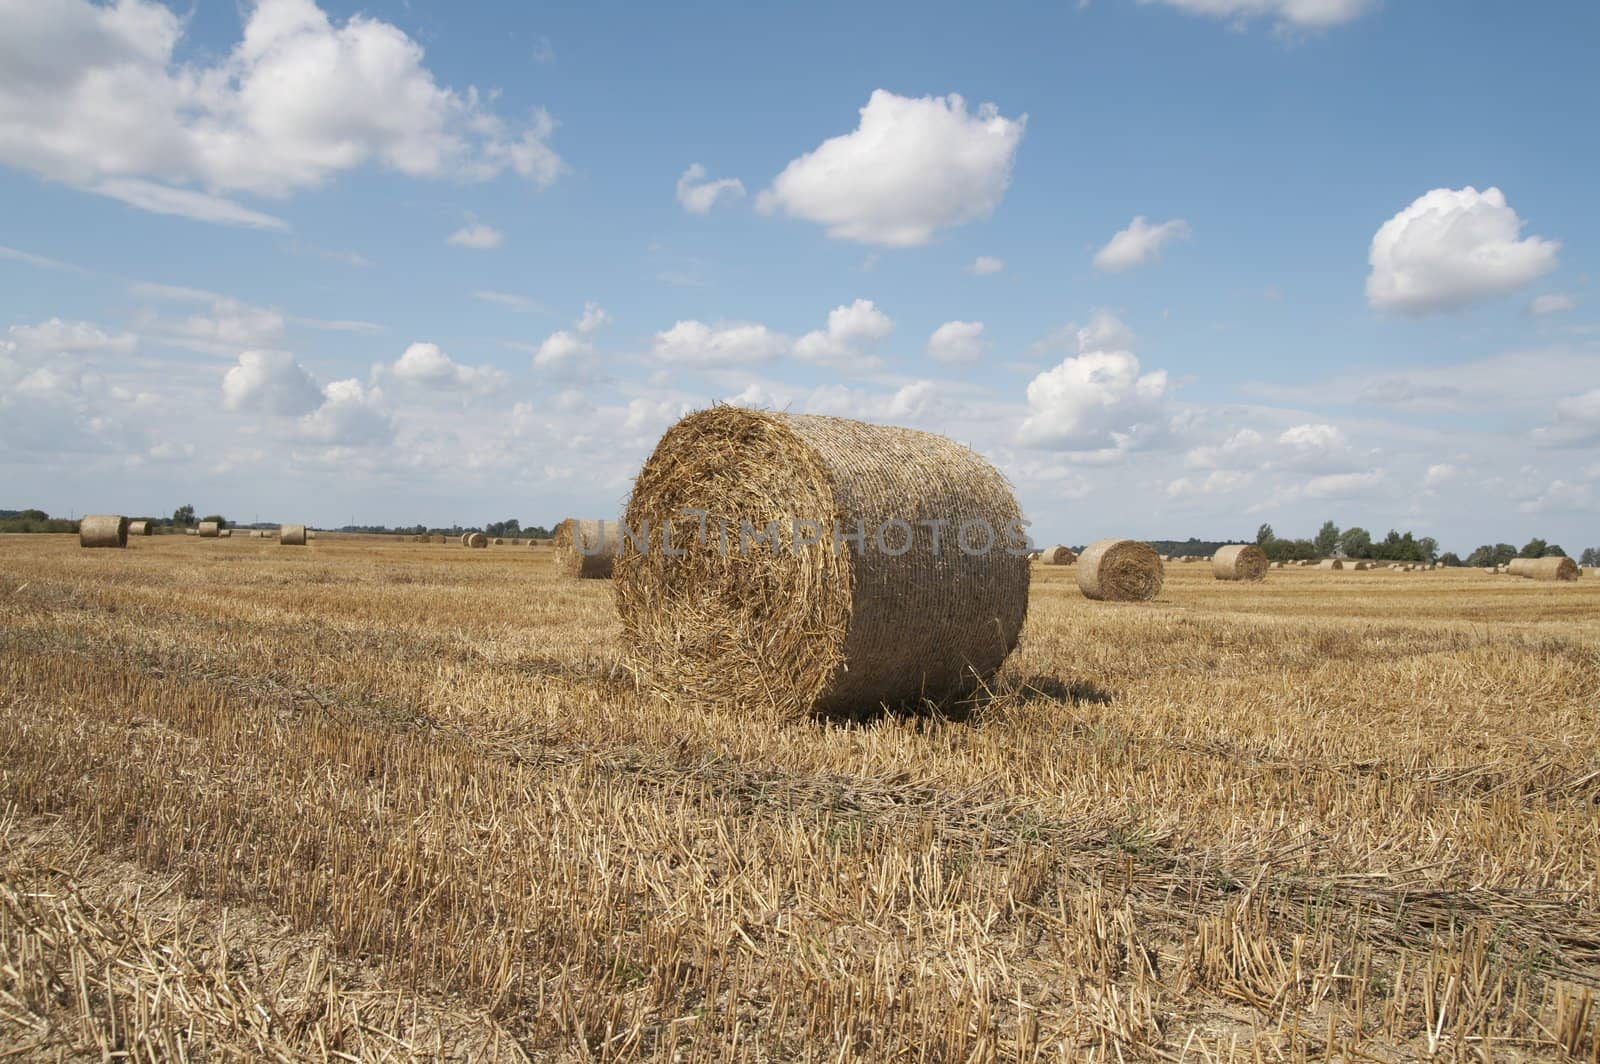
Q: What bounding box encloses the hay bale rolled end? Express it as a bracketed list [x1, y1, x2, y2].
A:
[553, 518, 618, 579]
[280, 524, 308, 546]
[79, 514, 128, 549]
[1212, 544, 1268, 582]
[1508, 556, 1580, 582]
[1077, 539, 1164, 601]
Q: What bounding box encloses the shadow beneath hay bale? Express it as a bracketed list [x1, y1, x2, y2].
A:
[824, 673, 1115, 728]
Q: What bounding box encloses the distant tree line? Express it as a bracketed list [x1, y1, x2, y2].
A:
[335, 518, 554, 538]
[1249, 520, 1583, 566]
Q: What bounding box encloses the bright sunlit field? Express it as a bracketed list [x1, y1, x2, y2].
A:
[2, 533, 1597, 1061]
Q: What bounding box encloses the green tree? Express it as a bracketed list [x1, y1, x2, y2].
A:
[201, 513, 228, 529]
[1582, 547, 1599, 567]
[1256, 523, 1275, 546]
[1438, 552, 1462, 567]
[1338, 527, 1372, 559]
[1417, 536, 1439, 563]
[173, 504, 195, 526]
[1518, 538, 1549, 559]
[1314, 520, 1340, 557]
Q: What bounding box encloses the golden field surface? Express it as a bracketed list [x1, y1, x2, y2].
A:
[2, 533, 1598, 1061]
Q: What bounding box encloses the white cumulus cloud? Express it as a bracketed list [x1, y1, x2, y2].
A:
[794, 299, 894, 368]
[385, 342, 504, 393]
[222, 350, 324, 415]
[1092, 216, 1191, 272]
[1367, 187, 1559, 315]
[448, 223, 503, 250]
[0, 0, 564, 226]
[1528, 293, 1575, 316]
[1138, 0, 1378, 31]
[653, 320, 789, 368]
[676, 163, 746, 213]
[757, 90, 1026, 247]
[1017, 312, 1169, 452]
[970, 256, 1004, 275]
[926, 320, 987, 364]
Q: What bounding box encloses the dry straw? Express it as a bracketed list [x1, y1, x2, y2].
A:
[552, 518, 618, 579]
[280, 524, 308, 546]
[1317, 559, 1344, 570]
[467, 532, 488, 548]
[197, 521, 220, 538]
[1508, 556, 1581, 582]
[615, 407, 1029, 719]
[1041, 544, 1077, 565]
[78, 514, 128, 549]
[1076, 538, 1164, 602]
[1212, 544, 1268, 582]
[127, 520, 151, 536]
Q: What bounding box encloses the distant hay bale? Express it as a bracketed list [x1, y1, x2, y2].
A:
[1270, 561, 1284, 569]
[1352, 561, 1373, 571]
[1077, 539, 1164, 602]
[1212, 544, 1268, 582]
[79, 514, 128, 549]
[1041, 544, 1077, 565]
[280, 524, 307, 546]
[219, 528, 232, 538]
[553, 518, 619, 579]
[1317, 559, 1344, 570]
[493, 537, 505, 545]
[1508, 556, 1580, 582]
[615, 407, 1029, 719]
[127, 520, 151, 536]
[197, 521, 220, 538]
[468, 532, 487, 548]
[184, 528, 197, 536]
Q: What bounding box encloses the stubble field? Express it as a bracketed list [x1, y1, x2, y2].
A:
[1, 533, 1597, 1061]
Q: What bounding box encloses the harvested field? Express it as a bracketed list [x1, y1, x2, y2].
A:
[2, 533, 1599, 1061]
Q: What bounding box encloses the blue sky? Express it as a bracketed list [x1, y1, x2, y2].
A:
[2, 0, 1597, 551]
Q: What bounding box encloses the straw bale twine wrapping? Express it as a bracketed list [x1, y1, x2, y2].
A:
[1041, 544, 1077, 565]
[279, 524, 308, 546]
[553, 518, 619, 579]
[197, 521, 220, 538]
[127, 520, 151, 536]
[78, 514, 128, 549]
[1317, 559, 1344, 570]
[467, 532, 488, 548]
[1508, 556, 1580, 582]
[1076, 539, 1164, 602]
[615, 407, 1030, 719]
[1212, 544, 1268, 582]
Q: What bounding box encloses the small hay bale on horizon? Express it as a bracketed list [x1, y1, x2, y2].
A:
[127, 520, 151, 536]
[1212, 544, 1268, 582]
[197, 521, 220, 538]
[1318, 559, 1344, 570]
[1040, 544, 1077, 565]
[79, 515, 128, 549]
[1508, 556, 1580, 582]
[1078, 539, 1164, 602]
[468, 532, 488, 548]
[615, 407, 1029, 720]
[280, 524, 308, 546]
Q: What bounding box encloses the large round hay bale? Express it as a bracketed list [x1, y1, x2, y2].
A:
[280, 524, 307, 546]
[615, 407, 1029, 719]
[1041, 544, 1076, 565]
[1317, 559, 1344, 570]
[1212, 544, 1268, 582]
[197, 521, 220, 538]
[1077, 539, 1164, 602]
[460, 532, 473, 547]
[127, 520, 151, 536]
[553, 518, 619, 579]
[1508, 556, 1580, 582]
[79, 514, 128, 549]
[468, 532, 487, 548]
